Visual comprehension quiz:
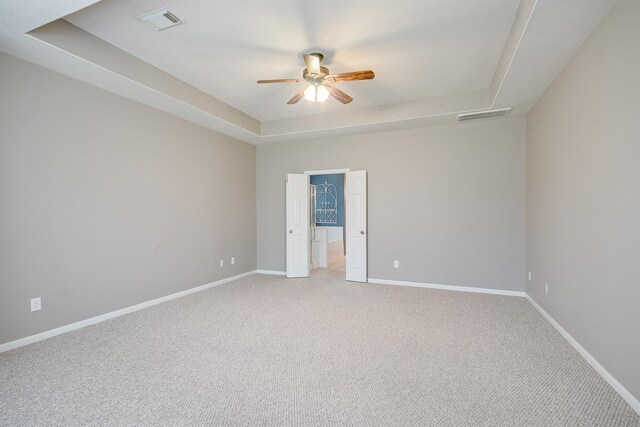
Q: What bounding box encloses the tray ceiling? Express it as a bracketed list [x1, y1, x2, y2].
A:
[0, 0, 617, 144]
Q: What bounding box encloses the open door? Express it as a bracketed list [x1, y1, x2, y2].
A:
[345, 170, 367, 282]
[286, 173, 309, 278]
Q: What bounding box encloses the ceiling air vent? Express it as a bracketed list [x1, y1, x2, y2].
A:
[458, 108, 512, 122]
[137, 8, 185, 31]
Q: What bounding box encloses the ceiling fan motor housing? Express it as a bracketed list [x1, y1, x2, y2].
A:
[303, 66, 330, 82]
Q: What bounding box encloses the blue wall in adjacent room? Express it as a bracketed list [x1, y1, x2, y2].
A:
[310, 174, 344, 227]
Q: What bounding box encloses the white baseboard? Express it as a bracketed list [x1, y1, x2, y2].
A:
[256, 270, 287, 276]
[0, 270, 258, 354]
[367, 277, 526, 297]
[525, 295, 640, 415]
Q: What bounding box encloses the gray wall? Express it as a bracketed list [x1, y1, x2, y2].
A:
[0, 53, 257, 345]
[526, 0, 640, 400]
[257, 118, 525, 291]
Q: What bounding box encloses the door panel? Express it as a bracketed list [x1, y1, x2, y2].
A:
[346, 171, 367, 282]
[286, 174, 309, 278]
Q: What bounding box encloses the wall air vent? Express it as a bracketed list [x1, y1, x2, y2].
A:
[137, 8, 185, 31]
[458, 108, 512, 122]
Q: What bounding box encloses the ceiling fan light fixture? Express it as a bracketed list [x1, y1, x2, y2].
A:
[303, 84, 316, 102]
[316, 85, 329, 102]
[304, 84, 329, 103]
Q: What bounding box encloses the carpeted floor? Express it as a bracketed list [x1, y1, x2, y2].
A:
[1, 270, 638, 426]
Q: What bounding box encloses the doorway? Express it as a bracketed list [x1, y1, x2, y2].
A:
[285, 169, 367, 282]
[310, 172, 346, 274]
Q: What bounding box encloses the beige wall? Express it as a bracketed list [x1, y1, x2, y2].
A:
[526, 0, 640, 400]
[0, 53, 257, 345]
[257, 118, 526, 291]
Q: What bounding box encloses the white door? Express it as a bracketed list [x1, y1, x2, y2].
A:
[345, 170, 367, 282]
[286, 174, 309, 278]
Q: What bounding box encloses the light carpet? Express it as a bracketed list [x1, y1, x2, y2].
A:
[1, 269, 638, 426]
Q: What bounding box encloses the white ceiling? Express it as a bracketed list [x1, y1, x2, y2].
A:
[0, 0, 617, 144]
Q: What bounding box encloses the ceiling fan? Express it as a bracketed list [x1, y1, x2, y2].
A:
[257, 53, 375, 105]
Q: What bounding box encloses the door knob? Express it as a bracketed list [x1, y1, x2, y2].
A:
[289, 229, 293, 233]
[360, 230, 365, 235]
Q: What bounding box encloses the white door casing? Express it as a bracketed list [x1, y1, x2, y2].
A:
[345, 170, 367, 282]
[286, 173, 309, 278]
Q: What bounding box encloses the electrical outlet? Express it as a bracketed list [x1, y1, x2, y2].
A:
[30, 297, 41, 312]
[393, 260, 399, 268]
[220, 260, 224, 267]
[528, 271, 532, 281]
[231, 257, 235, 265]
[545, 283, 549, 294]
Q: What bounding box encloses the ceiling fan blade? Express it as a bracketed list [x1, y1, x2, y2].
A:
[303, 54, 321, 75]
[257, 79, 300, 84]
[326, 70, 375, 82]
[325, 85, 353, 104]
[287, 87, 307, 105]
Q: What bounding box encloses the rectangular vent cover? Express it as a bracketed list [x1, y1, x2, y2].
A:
[138, 8, 184, 31]
[458, 108, 512, 122]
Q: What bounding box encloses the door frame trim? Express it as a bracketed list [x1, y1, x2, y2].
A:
[305, 168, 350, 175]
